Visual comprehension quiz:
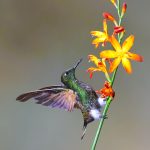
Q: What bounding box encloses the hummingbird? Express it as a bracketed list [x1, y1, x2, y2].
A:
[16, 59, 106, 139]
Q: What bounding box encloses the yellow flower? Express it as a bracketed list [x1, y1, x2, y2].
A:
[91, 19, 109, 48]
[87, 55, 110, 81]
[100, 35, 143, 74]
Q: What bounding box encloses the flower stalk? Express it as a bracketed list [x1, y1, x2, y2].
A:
[88, 0, 143, 149]
[91, 0, 123, 149]
[91, 67, 117, 150]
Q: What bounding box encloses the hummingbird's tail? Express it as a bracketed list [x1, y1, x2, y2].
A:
[81, 122, 87, 140]
[81, 111, 94, 140]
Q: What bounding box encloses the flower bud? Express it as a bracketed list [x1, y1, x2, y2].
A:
[110, 0, 116, 6]
[103, 12, 117, 26]
[121, 2, 127, 17]
[114, 26, 125, 34]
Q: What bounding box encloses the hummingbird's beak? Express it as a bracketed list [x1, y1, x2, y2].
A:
[74, 58, 83, 70]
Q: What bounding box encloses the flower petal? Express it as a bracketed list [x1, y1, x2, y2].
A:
[100, 50, 118, 58]
[88, 55, 100, 67]
[127, 52, 143, 62]
[96, 81, 115, 98]
[87, 67, 104, 78]
[103, 19, 107, 34]
[110, 36, 122, 52]
[110, 57, 121, 72]
[92, 37, 106, 48]
[122, 57, 132, 74]
[91, 31, 105, 37]
[122, 35, 134, 52]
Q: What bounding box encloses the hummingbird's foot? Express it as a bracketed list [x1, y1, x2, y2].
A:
[103, 97, 108, 101]
[101, 114, 108, 119]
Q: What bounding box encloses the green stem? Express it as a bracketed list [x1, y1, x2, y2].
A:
[90, 69, 117, 150]
[90, 98, 111, 150]
[91, 0, 122, 149]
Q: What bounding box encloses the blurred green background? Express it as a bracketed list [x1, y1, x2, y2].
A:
[0, 0, 149, 150]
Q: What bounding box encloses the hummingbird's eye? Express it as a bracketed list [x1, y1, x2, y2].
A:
[64, 72, 69, 77]
[64, 73, 67, 76]
[64, 72, 69, 76]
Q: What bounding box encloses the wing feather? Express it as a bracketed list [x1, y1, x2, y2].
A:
[16, 86, 78, 111]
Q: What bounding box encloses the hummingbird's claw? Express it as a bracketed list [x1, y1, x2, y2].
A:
[102, 114, 108, 119]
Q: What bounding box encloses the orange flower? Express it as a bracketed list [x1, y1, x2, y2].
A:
[96, 81, 115, 98]
[87, 55, 110, 80]
[91, 19, 110, 48]
[100, 35, 143, 74]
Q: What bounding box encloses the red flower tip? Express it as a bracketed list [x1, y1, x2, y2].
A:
[86, 69, 93, 79]
[121, 2, 127, 17]
[103, 12, 117, 25]
[103, 12, 115, 21]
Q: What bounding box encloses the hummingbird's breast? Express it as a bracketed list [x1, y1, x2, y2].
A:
[67, 79, 100, 110]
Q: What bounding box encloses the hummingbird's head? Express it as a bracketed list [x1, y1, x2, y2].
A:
[61, 58, 82, 84]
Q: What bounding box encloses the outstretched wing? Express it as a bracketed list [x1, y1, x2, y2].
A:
[16, 86, 78, 112]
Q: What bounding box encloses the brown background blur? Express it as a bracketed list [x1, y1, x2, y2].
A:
[0, 0, 149, 150]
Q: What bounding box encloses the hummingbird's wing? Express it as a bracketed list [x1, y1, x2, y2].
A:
[16, 86, 78, 112]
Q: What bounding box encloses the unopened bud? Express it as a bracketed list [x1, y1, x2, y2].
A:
[110, 0, 117, 7]
[121, 2, 127, 17]
[114, 26, 125, 34]
[103, 12, 117, 26]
